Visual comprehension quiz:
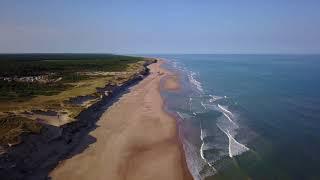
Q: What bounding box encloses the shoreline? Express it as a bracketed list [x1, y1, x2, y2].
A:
[50, 60, 193, 179]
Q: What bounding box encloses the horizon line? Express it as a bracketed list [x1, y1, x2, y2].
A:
[0, 52, 320, 56]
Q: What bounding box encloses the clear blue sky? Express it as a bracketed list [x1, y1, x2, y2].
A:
[0, 0, 319, 54]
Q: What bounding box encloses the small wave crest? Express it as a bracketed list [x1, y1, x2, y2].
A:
[218, 104, 233, 116]
[167, 59, 250, 179]
[222, 112, 238, 127]
[209, 95, 223, 103]
[177, 111, 194, 121]
[188, 72, 204, 93]
[198, 101, 249, 172]
[217, 124, 249, 158]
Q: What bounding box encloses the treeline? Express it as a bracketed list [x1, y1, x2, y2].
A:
[0, 54, 143, 77]
[0, 54, 144, 100]
[0, 80, 69, 100]
[0, 53, 141, 61]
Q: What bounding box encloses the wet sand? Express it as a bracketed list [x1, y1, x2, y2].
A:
[163, 75, 180, 91]
[50, 60, 193, 180]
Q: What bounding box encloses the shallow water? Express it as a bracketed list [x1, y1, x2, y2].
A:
[157, 54, 320, 180]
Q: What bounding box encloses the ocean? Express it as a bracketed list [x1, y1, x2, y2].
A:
[156, 54, 320, 180]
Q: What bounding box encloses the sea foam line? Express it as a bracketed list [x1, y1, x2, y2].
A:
[200, 127, 205, 141]
[209, 95, 223, 103]
[218, 104, 233, 116]
[188, 72, 203, 92]
[201, 101, 207, 110]
[217, 124, 249, 158]
[200, 119, 217, 172]
[222, 112, 238, 127]
[200, 143, 217, 171]
[177, 112, 184, 120]
[189, 97, 192, 112]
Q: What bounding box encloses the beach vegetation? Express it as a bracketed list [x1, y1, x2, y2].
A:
[0, 54, 151, 147]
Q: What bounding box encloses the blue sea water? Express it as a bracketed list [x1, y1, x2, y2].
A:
[155, 54, 320, 180]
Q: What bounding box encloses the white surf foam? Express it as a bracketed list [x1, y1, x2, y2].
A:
[177, 111, 194, 120]
[201, 101, 207, 110]
[209, 95, 223, 103]
[199, 119, 218, 173]
[189, 97, 193, 112]
[168, 59, 250, 178]
[200, 126, 210, 141]
[222, 112, 238, 127]
[200, 141, 217, 172]
[218, 104, 233, 116]
[188, 72, 204, 92]
[177, 111, 184, 120]
[200, 142, 205, 159]
[200, 127, 204, 141]
[217, 124, 249, 158]
[180, 135, 204, 180]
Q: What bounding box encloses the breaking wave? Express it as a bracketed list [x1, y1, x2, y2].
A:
[218, 104, 233, 116]
[217, 124, 249, 158]
[188, 72, 204, 93]
[176, 93, 251, 179]
[162, 58, 251, 179]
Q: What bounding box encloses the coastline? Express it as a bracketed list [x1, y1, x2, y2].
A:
[0, 59, 154, 179]
[50, 60, 193, 180]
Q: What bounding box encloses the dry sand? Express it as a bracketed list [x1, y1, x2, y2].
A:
[50, 60, 193, 180]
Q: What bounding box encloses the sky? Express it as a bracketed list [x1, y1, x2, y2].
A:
[0, 0, 320, 54]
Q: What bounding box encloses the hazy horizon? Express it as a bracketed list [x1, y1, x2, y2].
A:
[1, 0, 320, 54]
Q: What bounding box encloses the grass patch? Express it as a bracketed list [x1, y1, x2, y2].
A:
[0, 116, 42, 146]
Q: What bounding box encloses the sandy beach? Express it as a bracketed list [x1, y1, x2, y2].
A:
[50, 60, 193, 180]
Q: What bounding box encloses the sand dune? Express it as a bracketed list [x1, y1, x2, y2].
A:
[50, 61, 193, 180]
